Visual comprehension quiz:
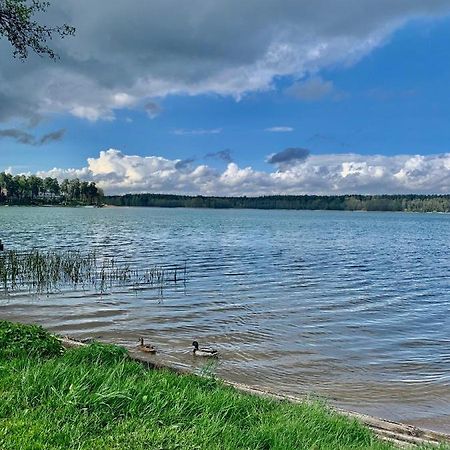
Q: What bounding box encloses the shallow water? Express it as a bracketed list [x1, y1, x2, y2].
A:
[1, 206, 449, 432]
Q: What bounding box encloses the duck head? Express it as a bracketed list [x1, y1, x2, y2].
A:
[192, 341, 199, 349]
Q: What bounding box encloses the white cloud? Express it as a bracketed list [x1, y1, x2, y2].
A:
[37, 149, 450, 196]
[173, 128, 222, 136]
[1, 1, 450, 122]
[265, 126, 294, 132]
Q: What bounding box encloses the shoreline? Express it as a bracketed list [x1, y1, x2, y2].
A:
[1, 310, 449, 438]
[1, 203, 450, 214]
[1, 320, 404, 450]
[60, 335, 450, 448]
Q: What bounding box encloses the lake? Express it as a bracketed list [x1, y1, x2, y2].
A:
[0, 206, 449, 432]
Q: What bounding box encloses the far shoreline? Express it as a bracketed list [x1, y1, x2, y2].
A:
[103, 192, 450, 213]
[1, 203, 449, 214]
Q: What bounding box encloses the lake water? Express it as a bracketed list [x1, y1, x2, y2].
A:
[1, 207, 449, 432]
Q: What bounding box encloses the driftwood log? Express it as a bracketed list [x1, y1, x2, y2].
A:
[59, 337, 450, 448]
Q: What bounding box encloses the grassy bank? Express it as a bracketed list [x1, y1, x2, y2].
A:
[0, 321, 436, 449]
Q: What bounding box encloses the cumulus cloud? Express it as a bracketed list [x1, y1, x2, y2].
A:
[36, 149, 450, 196]
[174, 158, 196, 170]
[38, 129, 66, 145]
[205, 149, 233, 163]
[267, 147, 310, 168]
[265, 126, 294, 132]
[1, 1, 450, 122]
[0, 129, 36, 145]
[0, 128, 66, 145]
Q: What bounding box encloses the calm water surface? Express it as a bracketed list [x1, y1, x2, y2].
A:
[1, 207, 449, 432]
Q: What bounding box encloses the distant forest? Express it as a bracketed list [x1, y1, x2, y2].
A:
[105, 193, 450, 212]
[0, 172, 103, 206]
[1, 171, 448, 211]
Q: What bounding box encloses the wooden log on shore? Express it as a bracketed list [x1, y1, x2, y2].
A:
[58, 336, 450, 448]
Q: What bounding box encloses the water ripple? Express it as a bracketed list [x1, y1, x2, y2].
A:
[0, 207, 449, 432]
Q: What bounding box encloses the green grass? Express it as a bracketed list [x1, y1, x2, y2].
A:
[0, 321, 437, 449]
[0, 320, 63, 359]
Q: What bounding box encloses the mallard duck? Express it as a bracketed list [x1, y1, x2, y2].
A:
[137, 337, 157, 354]
[192, 340, 218, 357]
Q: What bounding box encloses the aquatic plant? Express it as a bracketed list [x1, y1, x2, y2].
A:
[0, 249, 185, 296]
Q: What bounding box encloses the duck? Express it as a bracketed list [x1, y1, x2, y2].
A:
[137, 337, 157, 354]
[192, 340, 218, 357]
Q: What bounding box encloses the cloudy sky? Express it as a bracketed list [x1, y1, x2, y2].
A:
[1, 0, 450, 195]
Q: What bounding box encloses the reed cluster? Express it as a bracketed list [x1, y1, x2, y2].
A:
[0, 250, 185, 295]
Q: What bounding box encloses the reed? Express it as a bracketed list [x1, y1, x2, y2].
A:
[0, 249, 185, 295]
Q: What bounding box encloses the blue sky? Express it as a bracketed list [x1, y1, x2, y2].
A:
[1, 1, 450, 195]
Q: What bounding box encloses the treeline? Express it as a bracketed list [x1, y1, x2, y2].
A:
[105, 193, 450, 212]
[0, 173, 103, 206]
